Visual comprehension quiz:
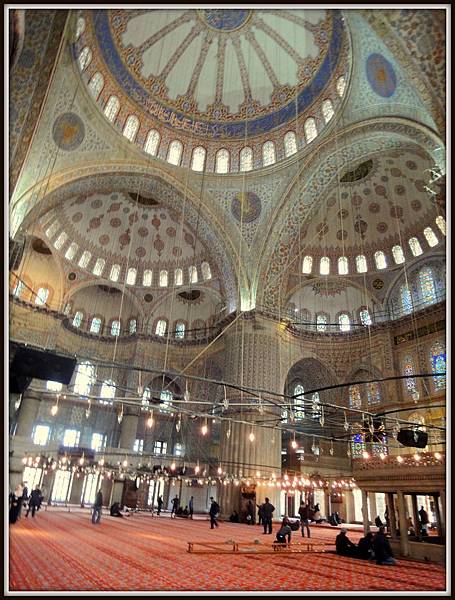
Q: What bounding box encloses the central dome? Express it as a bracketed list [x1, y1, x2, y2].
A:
[200, 9, 252, 32]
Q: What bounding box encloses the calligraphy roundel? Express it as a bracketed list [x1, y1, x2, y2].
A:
[231, 191, 262, 223]
[53, 112, 85, 151]
[366, 53, 397, 98]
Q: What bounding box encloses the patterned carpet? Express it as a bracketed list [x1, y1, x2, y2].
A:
[8, 509, 446, 592]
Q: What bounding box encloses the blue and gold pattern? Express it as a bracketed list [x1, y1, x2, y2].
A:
[52, 112, 85, 151]
[201, 9, 251, 32]
[231, 191, 262, 223]
[366, 53, 397, 98]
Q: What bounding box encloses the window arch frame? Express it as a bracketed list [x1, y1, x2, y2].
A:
[283, 131, 298, 157]
[239, 146, 253, 171]
[144, 129, 160, 156]
[191, 146, 206, 172]
[122, 114, 140, 142]
[304, 117, 318, 143]
[167, 140, 183, 166]
[103, 95, 120, 123]
[215, 148, 230, 173]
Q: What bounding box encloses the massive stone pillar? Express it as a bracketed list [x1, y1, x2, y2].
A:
[15, 390, 41, 438]
[361, 489, 370, 534]
[396, 490, 410, 556]
[218, 321, 282, 517]
[118, 409, 139, 451]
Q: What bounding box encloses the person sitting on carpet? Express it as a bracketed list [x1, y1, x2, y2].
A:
[182, 506, 189, 517]
[357, 531, 375, 560]
[312, 503, 323, 524]
[110, 502, 124, 518]
[335, 528, 357, 557]
[275, 517, 292, 545]
[229, 510, 240, 523]
[373, 527, 396, 565]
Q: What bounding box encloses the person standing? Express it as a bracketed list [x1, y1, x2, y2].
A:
[189, 496, 194, 519]
[245, 500, 255, 525]
[298, 500, 311, 538]
[170, 495, 180, 518]
[209, 497, 220, 529]
[256, 502, 263, 526]
[261, 497, 275, 535]
[92, 489, 103, 524]
[9, 485, 23, 524]
[157, 495, 163, 516]
[418, 505, 429, 535]
[25, 486, 42, 518]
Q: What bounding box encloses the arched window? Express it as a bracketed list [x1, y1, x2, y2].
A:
[304, 118, 317, 143]
[104, 96, 120, 122]
[191, 146, 206, 171]
[201, 261, 212, 280]
[45, 221, 59, 239]
[402, 355, 417, 395]
[284, 131, 297, 157]
[435, 215, 446, 236]
[143, 269, 153, 287]
[77, 46, 92, 71]
[338, 256, 349, 275]
[54, 231, 68, 250]
[72, 311, 83, 328]
[366, 381, 381, 405]
[123, 115, 139, 142]
[392, 245, 405, 264]
[74, 361, 95, 396]
[129, 318, 137, 334]
[316, 313, 328, 332]
[374, 250, 387, 270]
[110, 264, 121, 282]
[63, 301, 72, 316]
[159, 270, 168, 287]
[75, 16, 85, 40]
[141, 387, 151, 410]
[215, 149, 229, 173]
[13, 280, 25, 298]
[47, 380, 62, 392]
[419, 267, 436, 304]
[175, 321, 185, 339]
[78, 250, 92, 269]
[311, 392, 321, 419]
[93, 258, 105, 276]
[322, 99, 334, 123]
[126, 267, 137, 285]
[88, 72, 104, 100]
[400, 284, 413, 314]
[156, 319, 167, 336]
[100, 379, 116, 405]
[35, 287, 49, 306]
[174, 268, 183, 286]
[167, 140, 183, 165]
[144, 130, 160, 156]
[356, 254, 367, 273]
[409, 237, 423, 257]
[320, 256, 330, 275]
[349, 384, 362, 409]
[90, 317, 102, 334]
[189, 265, 198, 284]
[339, 313, 351, 332]
[65, 242, 78, 261]
[262, 141, 276, 166]
[336, 76, 346, 97]
[111, 320, 121, 336]
[423, 227, 439, 247]
[160, 389, 172, 412]
[359, 309, 372, 326]
[293, 383, 305, 420]
[302, 256, 313, 274]
[430, 341, 446, 389]
[351, 433, 366, 458]
[239, 146, 253, 171]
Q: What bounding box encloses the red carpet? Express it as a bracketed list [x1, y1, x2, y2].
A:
[8, 510, 446, 592]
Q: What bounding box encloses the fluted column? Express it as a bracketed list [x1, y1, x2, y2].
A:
[118, 409, 139, 451]
[15, 390, 41, 438]
[218, 321, 282, 516]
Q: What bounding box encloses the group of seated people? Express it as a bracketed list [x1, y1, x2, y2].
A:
[336, 527, 396, 565]
[175, 505, 190, 518]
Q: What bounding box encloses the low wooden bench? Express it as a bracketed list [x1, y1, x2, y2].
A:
[188, 540, 335, 554]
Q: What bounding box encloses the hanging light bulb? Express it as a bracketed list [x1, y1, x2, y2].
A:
[147, 410, 154, 428]
[170, 462, 176, 471]
[176, 414, 181, 432]
[195, 462, 200, 474]
[329, 441, 334, 456]
[249, 428, 255, 442]
[217, 465, 222, 475]
[122, 458, 128, 467]
[291, 434, 298, 450]
[79, 453, 85, 466]
[50, 402, 59, 416]
[184, 381, 190, 402]
[201, 418, 208, 436]
[319, 406, 325, 427]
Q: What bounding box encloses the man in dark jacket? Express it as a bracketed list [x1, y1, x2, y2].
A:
[209, 497, 220, 529]
[357, 531, 375, 560]
[298, 501, 311, 538]
[157, 495, 163, 515]
[25, 486, 42, 518]
[335, 528, 357, 557]
[170, 495, 179, 518]
[261, 497, 275, 534]
[92, 489, 103, 524]
[418, 506, 429, 534]
[373, 527, 396, 565]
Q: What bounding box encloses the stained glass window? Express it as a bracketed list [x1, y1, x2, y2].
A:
[360, 309, 372, 326]
[423, 227, 439, 247]
[174, 268, 183, 286]
[304, 118, 318, 143]
[167, 140, 183, 166]
[337, 76, 346, 97]
[284, 131, 297, 157]
[35, 287, 49, 306]
[201, 261, 212, 280]
[123, 115, 139, 142]
[13, 281, 25, 298]
[293, 384, 305, 420]
[104, 96, 120, 122]
[88, 72, 104, 100]
[191, 146, 206, 171]
[349, 384, 362, 409]
[78, 251, 92, 269]
[78, 47, 92, 71]
[374, 250, 387, 270]
[366, 382, 381, 405]
[141, 387, 151, 410]
[189, 265, 198, 283]
[239, 147, 253, 171]
[74, 361, 95, 396]
[400, 284, 413, 314]
[110, 264, 121, 282]
[419, 267, 436, 304]
[75, 16, 85, 40]
[372, 435, 388, 456]
[100, 380, 116, 405]
[129, 319, 137, 334]
[356, 255, 367, 273]
[403, 355, 417, 395]
[175, 322, 185, 339]
[351, 433, 365, 458]
[45, 221, 60, 239]
[338, 256, 349, 275]
[316, 314, 328, 332]
[302, 256, 313, 274]
[320, 256, 330, 275]
[126, 268, 137, 286]
[311, 392, 321, 419]
[90, 317, 101, 334]
[156, 319, 167, 336]
[409, 237, 423, 257]
[430, 342, 446, 389]
[65, 242, 78, 261]
[160, 390, 172, 412]
[93, 258, 105, 276]
[339, 313, 351, 332]
[159, 270, 168, 287]
[144, 130, 160, 156]
[322, 99, 334, 123]
[143, 269, 153, 286]
[111, 320, 121, 336]
[262, 141, 276, 166]
[72, 311, 83, 328]
[435, 216, 446, 236]
[54, 232, 68, 250]
[392, 245, 405, 264]
[215, 149, 229, 173]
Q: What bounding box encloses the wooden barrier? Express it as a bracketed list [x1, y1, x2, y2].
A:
[187, 540, 335, 554]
